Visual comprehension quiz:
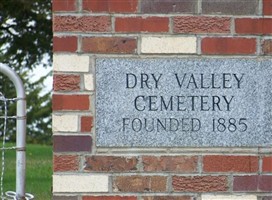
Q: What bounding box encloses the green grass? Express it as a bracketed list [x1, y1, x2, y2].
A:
[1, 143, 52, 199]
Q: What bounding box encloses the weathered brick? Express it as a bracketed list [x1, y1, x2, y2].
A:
[83, 0, 138, 13]
[53, 74, 80, 91]
[259, 175, 272, 191]
[53, 16, 111, 32]
[52, 94, 90, 111]
[81, 116, 93, 132]
[201, 37, 256, 55]
[115, 17, 169, 33]
[82, 37, 137, 54]
[262, 197, 272, 200]
[234, 175, 272, 192]
[141, 0, 197, 14]
[143, 197, 192, 200]
[85, 156, 138, 172]
[263, 156, 272, 172]
[233, 175, 258, 191]
[53, 135, 92, 152]
[113, 176, 167, 192]
[143, 156, 197, 172]
[53, 54, 89, 72]
[53, 174, 108, 192]
[262, 39, 272, 55]
[53, 36, 77, 52]
[203, 155, 258, 172]
[202, 195, 257, 200]
[202, 0, 258, 15]
[235, 18, 272, 35]
[54, 155, 79, 172]
[141, 36, 196, 54]
[172, 176, 228, 192]
[264, 0, 272, 15]
[84, 74, 94, 91]
[52, 0, 76, 11]
[52, 114, 78, 132]
[83, 197, 137, 200]
[173, 16, 230, 33]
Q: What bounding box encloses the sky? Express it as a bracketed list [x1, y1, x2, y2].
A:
[31, 65, 52, 93]
[0, 62, 52, 95]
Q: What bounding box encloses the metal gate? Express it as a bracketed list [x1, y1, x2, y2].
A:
[0, 64, 32, 199]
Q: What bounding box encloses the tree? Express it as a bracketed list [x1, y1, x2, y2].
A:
[0, 0, 52, 144]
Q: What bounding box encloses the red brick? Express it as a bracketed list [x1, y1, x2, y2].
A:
[201, 37, 256, 55]
[52, 0, 76, 11]
[81, 116, 93, 132]
[53, 135, 92, 152]
[82, 37, 137, 54]
[82, 0, 138, 13]
[52, 94, 89, 111]
[233, 175, 258, 191]
[53, 36, 77, 52]
[53, 16, 111, 32]
[85, 156, 138, 172]
[141, 0, 197, 14]
[53, 155, 79, 172]
[143, 197, 192, 200]
[259, 175, 272, 191]
[115, 17, 169, 33]
[53, 197, 77, 200]
[263, 157, 272, 172]
[83, 197, 137, 200]
[174, 16, 230, 33]
[203, 155, 258, 173]
[262, 39, 272, 55]
[53, 74, 80, 91]
[113, 176, 167, 192]
[235, 18, 272, 35]
[172, 176, 228, 192]
[143, 156, 197, 172]
[264, 0, 272, 15]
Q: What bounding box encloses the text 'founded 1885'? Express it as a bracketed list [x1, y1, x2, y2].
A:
[96, 58, 272, 147]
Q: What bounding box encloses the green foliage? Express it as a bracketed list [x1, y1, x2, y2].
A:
[25, 73, 52, 144]
[0, 0, 52, 70]
[0, 0, 52, 144]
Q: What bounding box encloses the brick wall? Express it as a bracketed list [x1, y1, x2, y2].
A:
[52, 0, 272, 199]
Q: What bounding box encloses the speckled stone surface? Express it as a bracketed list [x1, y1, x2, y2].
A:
[96, 58, 272, 147]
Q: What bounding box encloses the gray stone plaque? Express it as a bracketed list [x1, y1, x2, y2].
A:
[96, 58, 272, 147]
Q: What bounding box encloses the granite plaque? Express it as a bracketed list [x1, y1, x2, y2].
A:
[96, 58, 272, 147]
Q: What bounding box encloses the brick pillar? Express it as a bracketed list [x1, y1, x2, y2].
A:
[52, 0, 272, 199]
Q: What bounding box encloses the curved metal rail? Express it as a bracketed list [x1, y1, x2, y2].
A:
[0, 65, 26, 200]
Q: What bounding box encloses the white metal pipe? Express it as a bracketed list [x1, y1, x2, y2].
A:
[0, 65, 26, 199]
